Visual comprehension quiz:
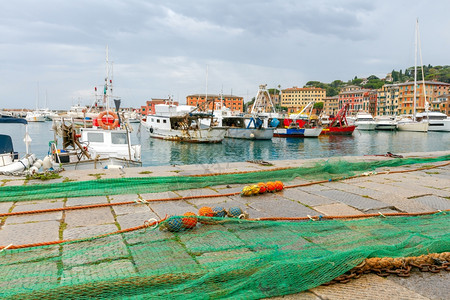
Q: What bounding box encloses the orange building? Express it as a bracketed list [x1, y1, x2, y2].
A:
[140, 98, 178, 116]
[186, 94, 244, 112]
[397, 81, 450, 114]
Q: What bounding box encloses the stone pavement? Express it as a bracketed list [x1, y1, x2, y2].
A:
[0, 151, 449, 299]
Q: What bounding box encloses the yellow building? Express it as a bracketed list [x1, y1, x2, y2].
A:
[281, 87, 326, 113]
[322, 96, 339, 116]
[376, 84, 399, 116]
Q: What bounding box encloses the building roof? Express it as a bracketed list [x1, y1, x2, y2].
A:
[282, 87, 325, 92]
[397, 81, 450, 86]
[187, 94, 243, 98]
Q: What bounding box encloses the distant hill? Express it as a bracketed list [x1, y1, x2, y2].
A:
[305, 65, 450, 97]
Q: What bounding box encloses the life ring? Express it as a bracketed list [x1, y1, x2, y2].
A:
[97, 111, 119, 130]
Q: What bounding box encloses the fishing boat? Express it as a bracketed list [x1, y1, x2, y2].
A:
[375, 115, 398, 130]
[211, 90, 275, 140]
[0, 116, 38, 174]
[355, 112, 376, 130]
[321, 104, 356, 135]
[45, 48, 142, 170]
[142, 103, 227, 143]
[397, 20, 429, 133]
[273, 101, 322, 138]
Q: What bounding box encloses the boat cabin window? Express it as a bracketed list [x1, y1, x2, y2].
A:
[0, 134, 14, 154]
[163, 119, 167, 123]
[87, 132, 104, 143]
[157, 119, 160, 123]
[111, 132, 127, 144]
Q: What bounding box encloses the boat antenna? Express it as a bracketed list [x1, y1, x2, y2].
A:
[417, 20, 429, 113]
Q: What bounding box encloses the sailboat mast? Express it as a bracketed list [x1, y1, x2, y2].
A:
[413, 19, 418, 121]
[417, 21, 428, 112]
[105, 46, 110, 112]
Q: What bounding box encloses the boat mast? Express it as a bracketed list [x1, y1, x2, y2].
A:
[413, 19, 418, 121]
[417, 20, 429, 113]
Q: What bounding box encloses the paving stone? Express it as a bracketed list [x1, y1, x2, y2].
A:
[66, 195, 108, 207]
[312, 203, 364, 216]
[387, 269, 450, 300]
[61, 259, 136, 283]
[148, 200, 198, 218]
[248, 198, 318, 218]
[63, 224, 119, 240]
[5, 200, 64, 224]
[312, 189, 389, 211]
[410, 195, 450, 210]
[62, 235, 129, 268]
[310, 274, 429, 300]
[0, 202, 13, 214]
[387, 181, 450, 198]
[185, 195, 233, 207]
[129, 240, 199, 274]
[123, 227, 175, 246]
[298, 184, 332, 193]
[281, 188, 337, 206]
[175, 187, 220, 198]
[0, 221, 60, 245]
[109, 193, 141, 203]
[268, 291, 321, 300]
[1, 179, 26, 187]
[0, 245, 59, 265]
[112, 202, 152, 216]
[139, 191, 180, 201]
[352, 181, 420, 198]
[65, 207, 115, 228]
[116, 211, 159, 229]
[0, 261, 59, 296]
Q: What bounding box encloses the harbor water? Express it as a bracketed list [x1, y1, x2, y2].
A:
[2, 122, 449, 167]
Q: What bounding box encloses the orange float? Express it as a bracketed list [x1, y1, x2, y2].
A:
[274, 181, 284, 191]
[257, 182, 267, 194]
[266, 181, 276, 192]
[182, 212, 197, 229]
[97, 111, 119, 130]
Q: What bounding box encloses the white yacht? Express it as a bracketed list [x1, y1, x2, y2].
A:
[355, 112, 376, 130]
[375, 116, 397, 130]
[415, 111, 450, 132]
[25, 111, 46, 122]
[142, 104, 227, 143]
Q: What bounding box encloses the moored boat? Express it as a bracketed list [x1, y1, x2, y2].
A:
[142, 103, 227, 143]
[355, 112, 376, 130]
[375, 116, 397, 130]
[322, 104, 356, 135]
[415, 111, 450, 132]
[0, 116, 38, 174]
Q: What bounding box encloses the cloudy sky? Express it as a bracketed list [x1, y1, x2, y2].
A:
[1, 0, 449, 109]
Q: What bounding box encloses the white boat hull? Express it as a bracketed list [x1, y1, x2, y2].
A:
[355, 122, 377, 130]
[51, 156, 141, 170]
[304, 127, 323, 137]
[427, 119, 450, 132]
[0, 154, 36, 173]
[145, 124, 226, 143]
[397, 121, 429, 132]
[225, 128, 274, 140]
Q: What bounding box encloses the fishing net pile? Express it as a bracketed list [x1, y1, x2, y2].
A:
[0, 154, 449, 202]
[0, 213, 448, 299]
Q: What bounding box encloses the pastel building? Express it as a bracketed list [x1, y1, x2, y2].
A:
[186, 94, 244, 112]
[338, 85, 371, 114]
[141, 98, 176, 116]
[281, 87, 326, 113]
[322, 95, 339, 116]
[397, 81, 450, 114]
[377, 84, 399, 116]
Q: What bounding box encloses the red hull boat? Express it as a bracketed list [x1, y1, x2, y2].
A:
[322, 104, 355, 135]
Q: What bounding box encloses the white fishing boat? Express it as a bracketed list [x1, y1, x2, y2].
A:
[0, 116, 38, 174]
[25, 111, 46, 122]
[142, 103, 227, 143]
[375, 116, 397, 130]
[355, 112, 376, 130]
[415, 111, 450, 132]
[45, 47, 142, 170]
[397, 20, 429, 133]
